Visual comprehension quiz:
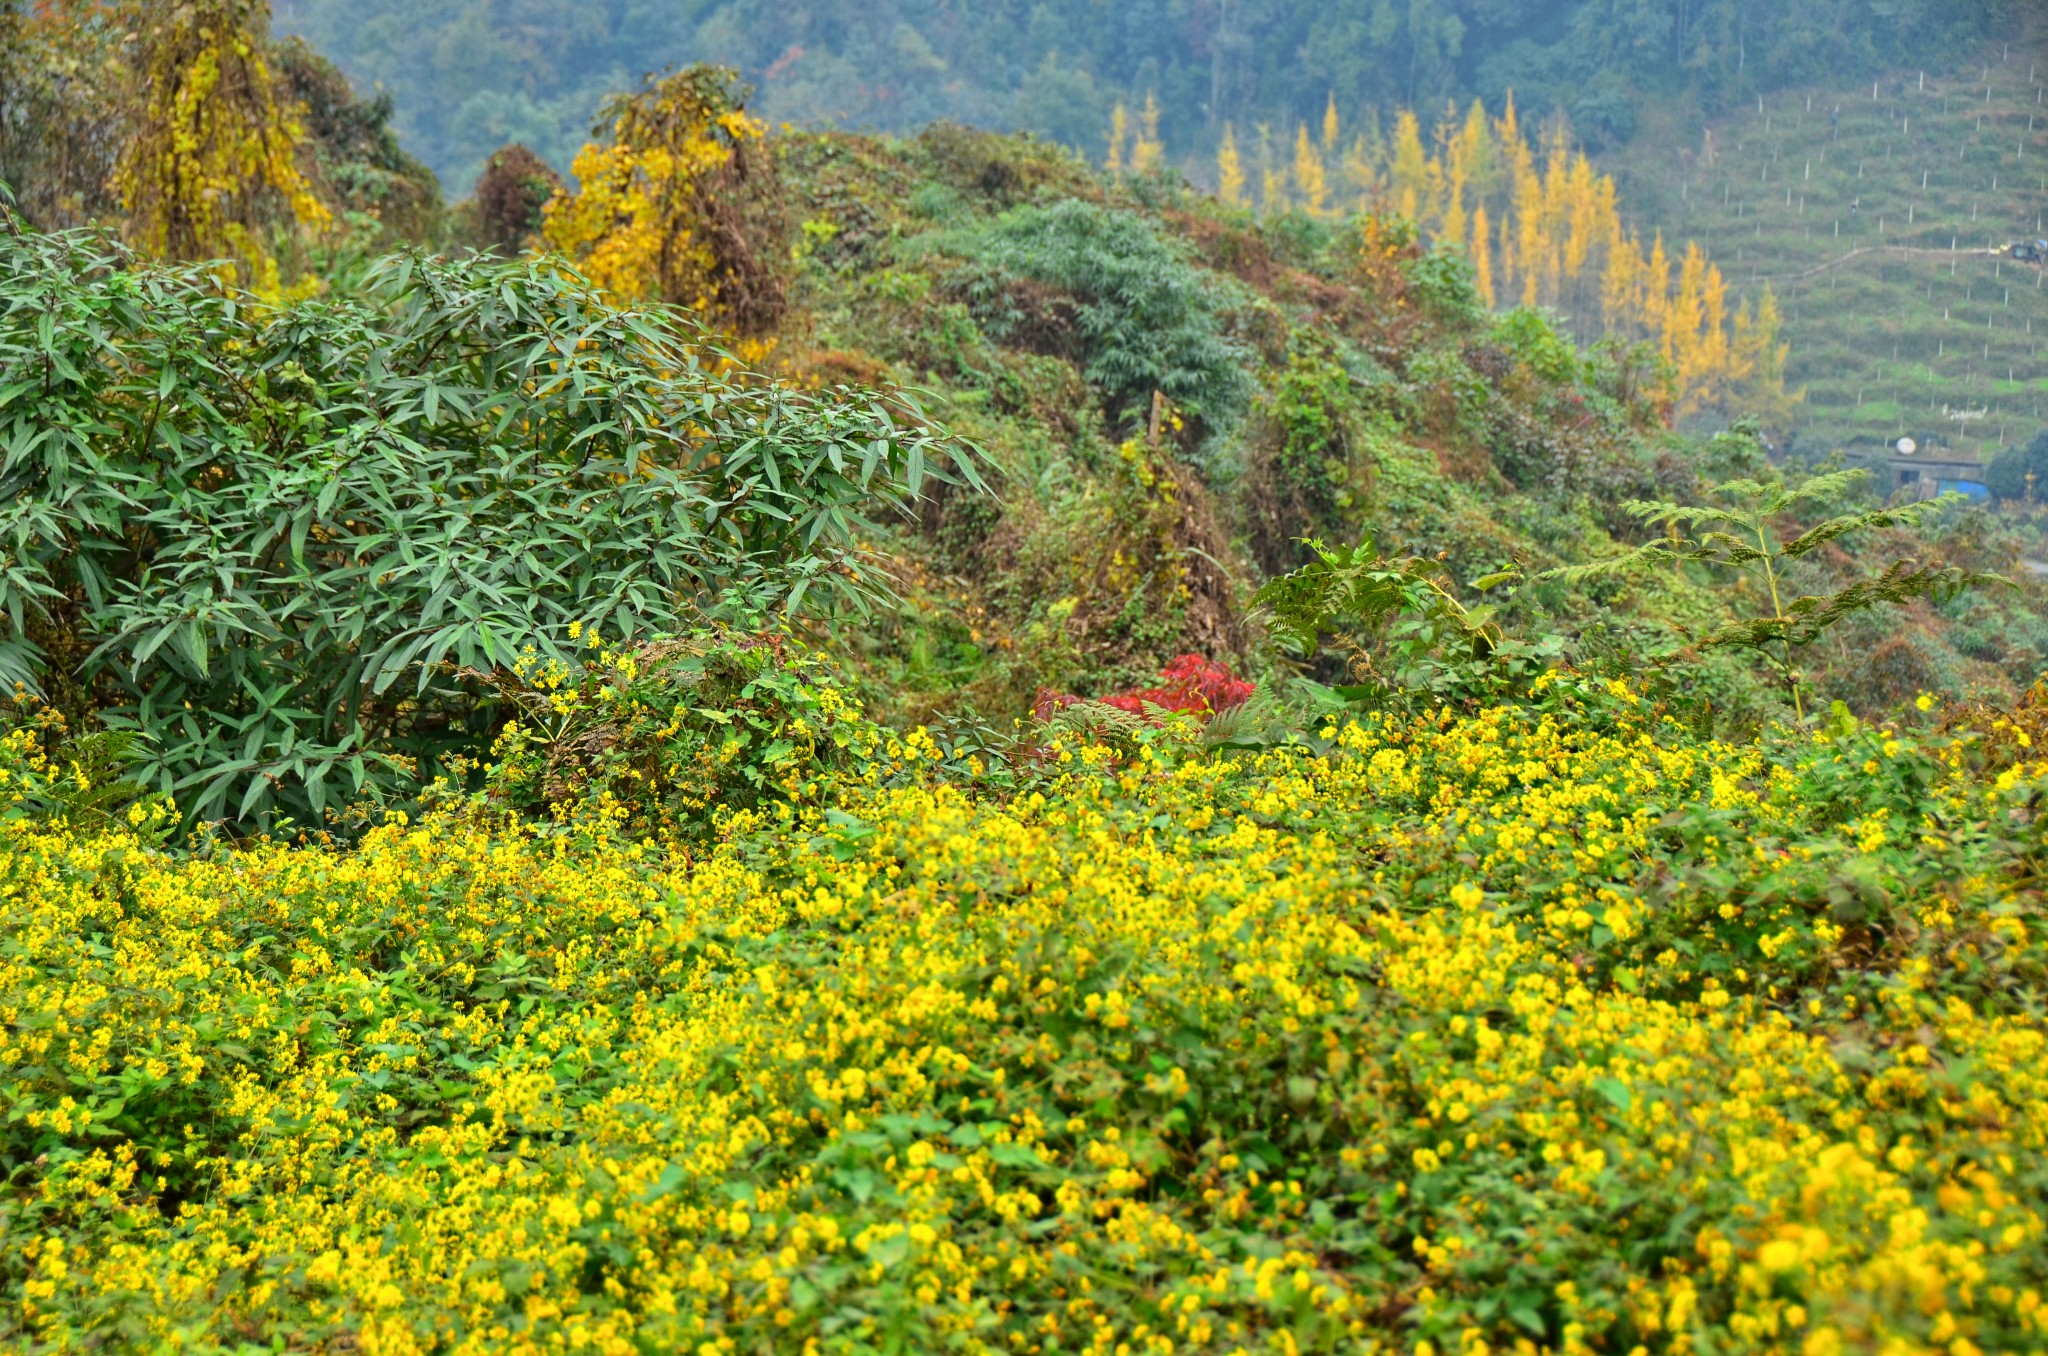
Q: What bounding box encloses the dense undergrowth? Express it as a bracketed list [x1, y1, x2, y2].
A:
[4, 115, 2041, 837]
[767, 124, 2047, 728]
[4, 647, 2048, 1353]
[0, 229, 972, 833]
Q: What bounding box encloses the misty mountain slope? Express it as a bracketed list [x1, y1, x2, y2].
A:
[276, 0, 2013, 193]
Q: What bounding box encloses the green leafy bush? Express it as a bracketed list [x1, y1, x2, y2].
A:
[1243, 338, 1366, 571]
[1985, 428, 2048, 504]
[1254, 536, 1561, 713]
[1401, 241, 1486, 330]
[477, 629, 887, 843]
[943, 199, 1250, 430]
[0, 229, 977, 830]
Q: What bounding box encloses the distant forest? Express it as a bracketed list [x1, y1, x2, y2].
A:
[275, 0, 2020, 192]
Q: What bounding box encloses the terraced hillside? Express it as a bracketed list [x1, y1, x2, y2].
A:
[1605, 31, 2048, 463]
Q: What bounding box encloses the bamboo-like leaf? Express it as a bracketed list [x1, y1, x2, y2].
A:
[0, 231, 987, 831]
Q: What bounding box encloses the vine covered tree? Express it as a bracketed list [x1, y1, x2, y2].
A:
[471, 143, 562, 256]
[112, 0, 329, 291]
[544, 65, 786, 335]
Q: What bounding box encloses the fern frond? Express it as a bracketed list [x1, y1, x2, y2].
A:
[1708, 476, 1777, 502]
[1778, 562, 2004, 644]
[1771, 467, 1868, 513]
[1781, 493, 1965, 560]
[1202, 688, 1285, 749]
[1617, 500, 1735, 529]
[1537, 542, 1684, 585]
[1043, 700, 1150, 742]
[1696, 562, 2006, 653]
[1681, 532, 1765, 566]
[1696, 615, 1791, 651]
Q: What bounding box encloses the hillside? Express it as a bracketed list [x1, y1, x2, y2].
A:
[273, 0, 2013, 193]
[261, 0, 2047, 466]
[753, 128, 2048, 727]
[1605, 35, 2048, 462]
[13, 12, 2048, 1353]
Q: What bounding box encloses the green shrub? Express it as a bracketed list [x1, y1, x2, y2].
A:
[477, 629, 887, 843]
[1489, 307, 1585, 388]
[0, 230, 978, 832]
[943, 199, 1250, 430]
[1402, 241, 1486, 330]
[1244, 338, 1367, 571]
[1985, 428, 2048, 503]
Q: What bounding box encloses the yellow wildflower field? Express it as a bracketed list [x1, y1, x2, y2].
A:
[3, 695, 2046, 1354]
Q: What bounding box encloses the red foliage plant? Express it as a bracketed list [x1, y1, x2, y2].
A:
[1035, 654, 1254, 723]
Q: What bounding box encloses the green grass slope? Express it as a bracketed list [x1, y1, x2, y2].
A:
[1606, 29, 2048, 462]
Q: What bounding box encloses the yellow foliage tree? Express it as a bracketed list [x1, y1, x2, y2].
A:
[1190, 87, 1770, 418]
[542, 67, 763, 317]
[112, 0, 329, 293]
[1698, 260, 1731, 389]
[1733, 284, 1804, 429]
[1341, 135, 1379, 212]
[1601, 229, 1639, 328]
[1131, 92, 1165, 174]
[1390, 110, 1428, 223]
[1664, 243, 1711, 404]
[1106, 102, 1129, 173]
[1495, 93, 1532, 196]
[1438, 113, 1470, 255]
[1537, 125, 1572, 298]
[1458, 100, 1496, 202]
[1293, 122, 1329, 216]
[1643, 233, 1672, 340]
[1563, 152, 1600, 281]
[1470, 204, 1495, 308]
[1216, 123, 1247, 208]
[1257, 123, 1286, 214]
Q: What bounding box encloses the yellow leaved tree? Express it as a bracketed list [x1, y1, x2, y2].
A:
[543, 66, 783, 336]
[1215, 123, 1247, 209]
[112, 0, 329, 293]
[1292, 122, 1328, 216]
[1081, 87, 1788, 424]
[1130, 93, 1165, 175]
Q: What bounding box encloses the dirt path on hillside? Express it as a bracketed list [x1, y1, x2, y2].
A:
[1751, 243, 2039, 284]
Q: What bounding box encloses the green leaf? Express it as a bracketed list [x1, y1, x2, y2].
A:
[1592, 1077, 1632, 1114]
[636, 1164, 689, 1204]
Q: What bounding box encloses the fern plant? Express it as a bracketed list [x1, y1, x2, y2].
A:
[1253, 536, 1531, 711]
[1540, 470, 1996, 719]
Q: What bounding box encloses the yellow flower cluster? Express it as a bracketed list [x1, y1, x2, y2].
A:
[3, 698, 2045, 1354]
